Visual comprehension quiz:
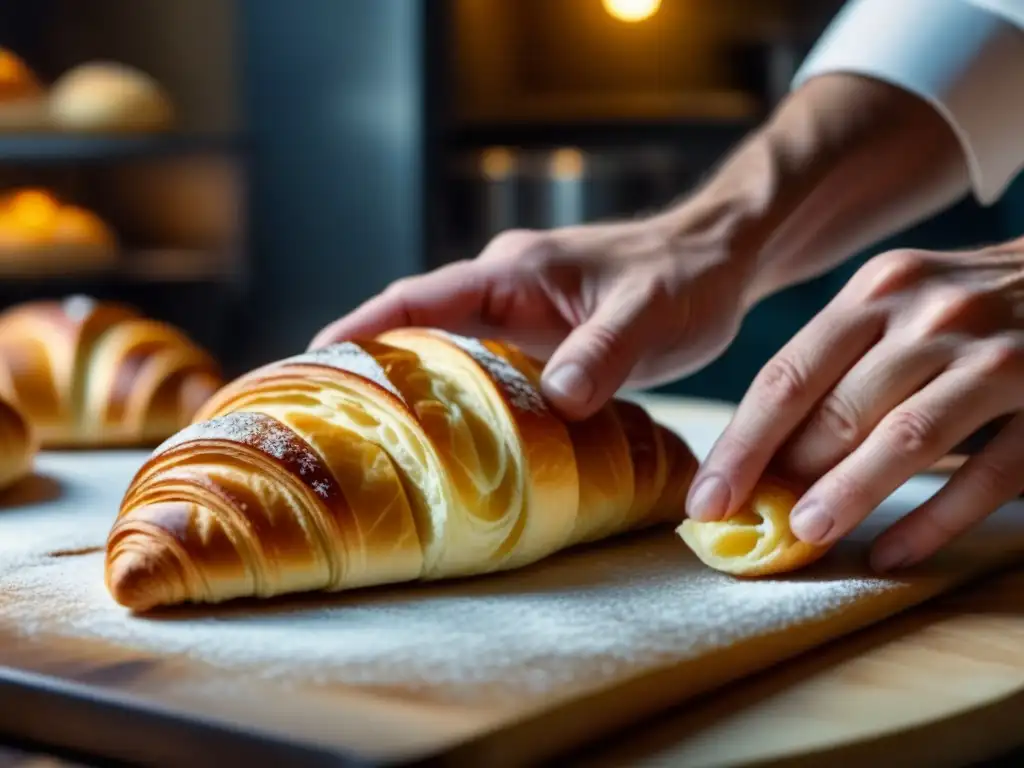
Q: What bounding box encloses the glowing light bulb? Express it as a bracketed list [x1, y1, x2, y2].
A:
[602, 0, 662, 23]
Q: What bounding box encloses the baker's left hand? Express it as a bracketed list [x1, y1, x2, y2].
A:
[687, 238, 1024, 572]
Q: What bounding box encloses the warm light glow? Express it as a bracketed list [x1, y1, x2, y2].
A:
[7, 190, 59, 229]
[480, 147, 516, 180]
[602, 0, 662, 23]
[549, 148, 585, 180]
[0, 49, 27, 85]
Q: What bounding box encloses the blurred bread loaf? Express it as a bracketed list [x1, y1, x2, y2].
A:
[0, 189, 118, 274]
[0, 47, 47, 131]
[49, 62, 175, 133]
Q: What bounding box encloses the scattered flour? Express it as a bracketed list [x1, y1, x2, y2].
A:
[0, 452, 915, 709]
[1, 527, 896, 707]
[3, 405, 1024, 713]
[434, 331, 547, 415]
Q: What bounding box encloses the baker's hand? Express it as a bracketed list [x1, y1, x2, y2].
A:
[310, 211, 754, 420]
[689, 239, 1024, 571]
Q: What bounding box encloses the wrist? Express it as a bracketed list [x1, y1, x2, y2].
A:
[652, 132, 787, 308]
[661, 74, 970, 306]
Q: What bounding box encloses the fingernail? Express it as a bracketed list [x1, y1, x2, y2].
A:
[687, 475, 731, 521]
[545, 363, 595, 405]
[871, 540, 910, 573]
[790, 502, 833, 542]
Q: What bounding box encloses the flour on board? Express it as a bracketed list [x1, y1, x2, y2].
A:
[1, 527, 898, 708]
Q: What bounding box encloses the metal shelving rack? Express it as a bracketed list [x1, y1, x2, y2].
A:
[0, 0, 248, 373]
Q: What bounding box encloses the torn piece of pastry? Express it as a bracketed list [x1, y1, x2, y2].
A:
[677, 477, 829, 577]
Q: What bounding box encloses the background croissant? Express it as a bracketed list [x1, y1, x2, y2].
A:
[0, 394, 37, 491]
[0, 295, 223, 448]
[106, 328, 698, 612]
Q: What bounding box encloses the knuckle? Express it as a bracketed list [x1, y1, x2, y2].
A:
[916, 287, 985, 337]
[483, 229, 551, 264]
[634, 273, 676, 313]
[383, 275, 416, 299]
[585, 322, 630, 363]
[975, 337, 1024, 378]
[755, 356, 810, 409]
[813, 392, 862, 446]
[881, 409, 937, 458]
[823, 471, 873, 517]
[858, 249, 932, 299]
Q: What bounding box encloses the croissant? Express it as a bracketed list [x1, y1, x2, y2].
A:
[0, 295, 224, 448]
[105, 328, 698, 612]
[0, 394, 37, 491]
[676, 476, 829, 577]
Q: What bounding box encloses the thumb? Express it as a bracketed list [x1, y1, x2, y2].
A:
[540, 284, 658, 420]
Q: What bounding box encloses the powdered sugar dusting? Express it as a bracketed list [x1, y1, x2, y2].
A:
[153, 412, 337, 501]
[62, 294, 97, 323]
[281, 343, 403, 400]
[437, 332, 546, 415]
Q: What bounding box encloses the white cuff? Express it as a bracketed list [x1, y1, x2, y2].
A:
[793, 0, 1024, 206]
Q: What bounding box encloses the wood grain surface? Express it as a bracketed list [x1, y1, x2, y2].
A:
[1, 396, 1023, 767]
[572, 563, 1024, 768]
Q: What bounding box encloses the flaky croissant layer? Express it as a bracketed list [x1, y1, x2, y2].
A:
[106, 329, 698, 612]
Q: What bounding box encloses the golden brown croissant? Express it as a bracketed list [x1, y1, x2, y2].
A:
[105, 328, 698, 611]
[0, 394, 37, 491]
[676, 476, 829, 577]
[0, 296, 223, 448]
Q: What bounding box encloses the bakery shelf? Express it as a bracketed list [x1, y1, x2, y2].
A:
[449, 117, 757, 150]
[0, 133, 244, 164]
[0, 248, 237, 284]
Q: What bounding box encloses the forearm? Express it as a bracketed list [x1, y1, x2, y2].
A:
[666, 73, 970, 306]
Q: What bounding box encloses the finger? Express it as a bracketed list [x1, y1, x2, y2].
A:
[869, 411, 1024, 572]
[787, 360, 1018, 546]
[540, 277, 664, 421]
[778, 332, 954, 481]
[308, 260, 489, 349]
[687, 302, 884, 523]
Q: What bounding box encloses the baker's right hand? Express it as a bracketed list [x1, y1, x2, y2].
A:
[309, 211, 758, 420]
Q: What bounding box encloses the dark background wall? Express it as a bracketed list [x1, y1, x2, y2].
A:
[1, 0, 1022, 398]
[238, 0, 440, 366]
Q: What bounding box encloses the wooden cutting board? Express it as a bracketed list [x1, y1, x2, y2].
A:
[1, 396, 1024, 768]
[574, 563, 1024, 768]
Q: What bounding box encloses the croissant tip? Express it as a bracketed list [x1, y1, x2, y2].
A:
[105, 549, 167, 613]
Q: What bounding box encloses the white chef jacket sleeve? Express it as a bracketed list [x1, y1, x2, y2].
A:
[792, 0, 1024, 205]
